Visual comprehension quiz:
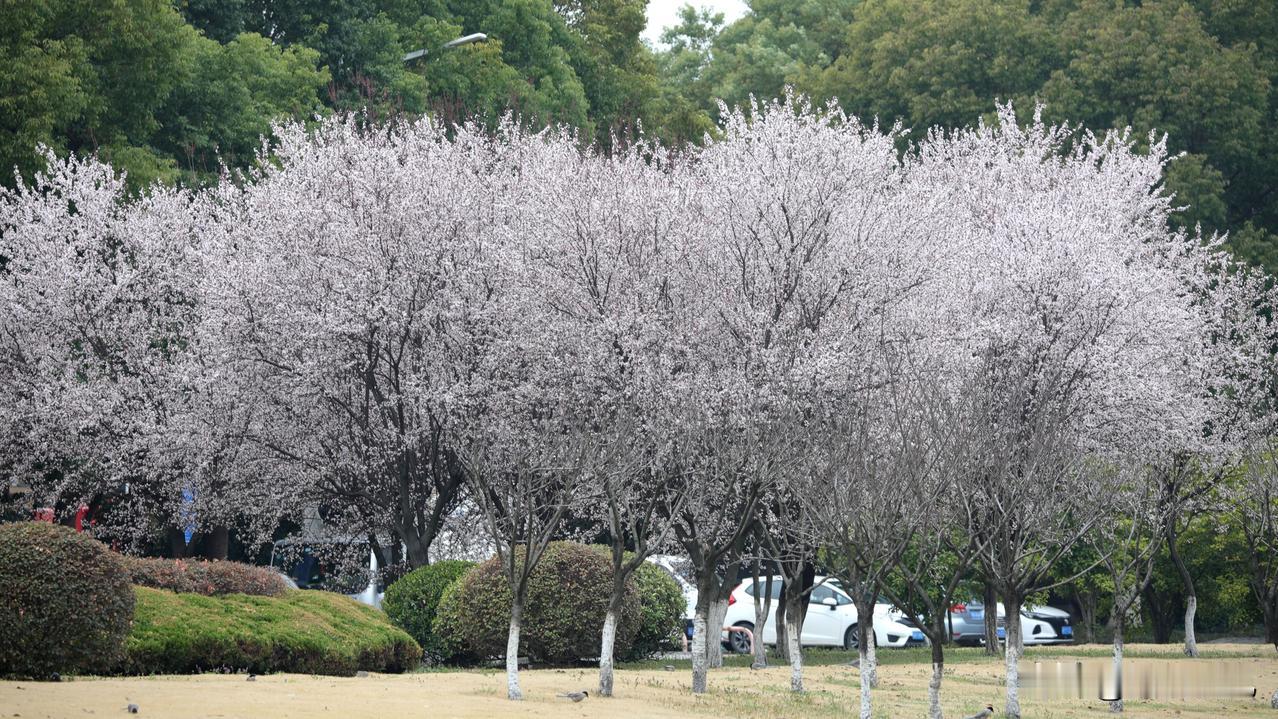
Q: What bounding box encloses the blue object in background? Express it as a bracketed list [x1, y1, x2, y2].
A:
[181, 488, 195, 544]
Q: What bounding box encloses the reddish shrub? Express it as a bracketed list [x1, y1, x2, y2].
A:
[126, 557, 289, 597]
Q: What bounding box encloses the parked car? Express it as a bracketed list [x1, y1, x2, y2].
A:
[947, 601, 1074, 646]
[721, 576, 926, 652]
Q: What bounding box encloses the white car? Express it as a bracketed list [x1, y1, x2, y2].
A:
[721, 576, 926, 651]
[992, 602, 1074, 645]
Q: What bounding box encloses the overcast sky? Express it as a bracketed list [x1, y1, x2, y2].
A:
[643, 0, 747, 47]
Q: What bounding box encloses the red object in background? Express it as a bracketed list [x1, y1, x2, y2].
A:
[31, 505, 91, 532]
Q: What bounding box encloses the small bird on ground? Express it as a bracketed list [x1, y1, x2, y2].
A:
[126, 704, 139, 714]
[963, 704, 994, 719]
[246, 674, 256, 682]
[556, 690, 588, 703]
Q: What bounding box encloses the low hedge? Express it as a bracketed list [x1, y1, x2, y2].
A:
[123, 586, 421, 675]
[125, 556, 289, 597]
[382, 560, 474, 662]
[0, 522, 135, 678]
[434, 541, 642, 663]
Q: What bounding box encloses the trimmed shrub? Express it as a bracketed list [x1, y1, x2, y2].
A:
[433, 541, 641, 663]
[626, 560, 686, 659]
[125, 556, 289, 597]
[382, 559, 474, 662]
[0, 522, 135, 678]
[123, 587, 421, 675]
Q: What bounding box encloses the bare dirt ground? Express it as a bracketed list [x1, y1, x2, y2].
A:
[4, 644, 1277, 718]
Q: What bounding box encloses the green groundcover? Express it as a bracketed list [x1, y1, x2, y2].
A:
[123, 587, 421, 676]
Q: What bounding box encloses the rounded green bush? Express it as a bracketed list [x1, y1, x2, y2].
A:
[0, 522, 135, 678]
[382, 559, 474, 661]
[434, 541, 641, 663]
[626, 560, 686, 659]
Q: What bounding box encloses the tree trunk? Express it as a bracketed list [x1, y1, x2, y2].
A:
[1166, 523, 1198, 657]
[858, 612, 874, 719]
[166, 526, 189, 558]
[1109, 613, 1124, 713]
[1004, 591, 1023, 719]
[1182, 595, 1199, 657]
[855, 594, 879, 719]
[1077, 590, 1098, 644]
[928, 634, 946, 719]
[707, 596, 728, 668]
[598, 605, 619, 697]
[775, 594, 789, 663]
[984, 580, 1000, 655]
[1262, 592, 1278, 650]
[1142, 582, 1175, 643]
[506, 598, 524, 700]
[786, 613, 803, 692]
[752, 568, 772, 667]
[691, 575, 713, 694]
[202, 525, 229, 560]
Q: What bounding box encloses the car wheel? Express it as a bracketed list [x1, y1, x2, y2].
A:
[844, 625, 859, 651]
[729, 622, 754, 654]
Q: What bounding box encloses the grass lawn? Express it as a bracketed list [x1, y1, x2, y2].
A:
[3, 643, 1276, 718]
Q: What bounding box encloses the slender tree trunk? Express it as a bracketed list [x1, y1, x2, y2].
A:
[1182, 595, 1198, 657]
[984, 580, 1000, 655]
[928, 634, 946, 719]
[1109, 613, 1124, 713]
[166, 526, 189, 558]
[506, 598, 524, 700]
[691, 574, 713, 694]
[598, 596, 622, 696]
[202, 526, 229, 560]
[776, 594, 789, 663]
[1142, 582, 1175, 643]
[1077, 591, 1097, 644]
[786, 614, 803, 692]
[855, 596, 878, 719]
[1166, 523, 1198, 657]
[858, 614, 874, 719]
[865, 626, 879, 687]
[1004, 591, 1023, 719]
[752, 567, 771, 667]
[708, 596, 728, 668]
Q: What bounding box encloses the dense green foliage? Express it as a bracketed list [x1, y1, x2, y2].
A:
[0, 522, 135, 678]
[382, 559, 474, 661]
[4, 0, 1275, 264]
[123, 586, 421, 675]
[658, 0, 1278, 269]
[626, 560, 686, 659]
[433, 542, 642, 663]
[125, 556, 290, 597]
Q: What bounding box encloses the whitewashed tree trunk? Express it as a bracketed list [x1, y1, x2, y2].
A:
[865, 625, 879, 688]
[1109, 615, 1124, 713]
[1004, 594, 1023, 718]
[598, 607, 618, 697]
[786, 615, 803, 692]
[1183, 595, 1199, 657]
[506, 601, 524, 700]
[691, 612, 709, 694]
[708, 597, 728, 668]
[857, 614, 875, 719]
[928, 661, 944, 719]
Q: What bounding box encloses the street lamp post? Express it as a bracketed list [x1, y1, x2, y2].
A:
[403, 32, 488, 63]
